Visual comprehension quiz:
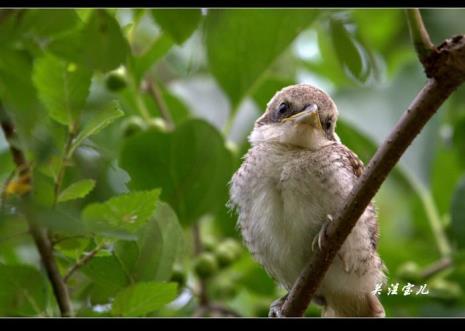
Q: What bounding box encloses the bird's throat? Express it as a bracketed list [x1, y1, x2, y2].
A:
[250, 123, 331, 151]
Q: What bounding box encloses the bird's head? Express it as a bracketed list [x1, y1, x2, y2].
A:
[249, 84, 340, 150]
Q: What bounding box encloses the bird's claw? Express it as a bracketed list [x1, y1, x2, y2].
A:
[312, 214, 333, 251]
[268, 295, 287, 318]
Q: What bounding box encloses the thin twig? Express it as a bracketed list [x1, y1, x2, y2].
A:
[192, 223, 209, 307]
[420, 257, 453, 280]
[280, 14, 465, 317]
[406, 9, 435, 65]
[142, 78, 175, 130]
[53, 130, 76, 207]
[63, 244, 105, 283]
[0, 102, 73, 317]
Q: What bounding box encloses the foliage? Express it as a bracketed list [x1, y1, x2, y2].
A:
[0, 8, 465, 317]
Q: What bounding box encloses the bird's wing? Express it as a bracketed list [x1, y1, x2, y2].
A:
[336, 143, 365, 178]
[333, 143, 379, 251]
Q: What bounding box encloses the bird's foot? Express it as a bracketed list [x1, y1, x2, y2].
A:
[268, 294, 288, 318]
[312, 214, 334, 251]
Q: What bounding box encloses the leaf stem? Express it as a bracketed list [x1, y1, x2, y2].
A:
[53, 130, 76, 207]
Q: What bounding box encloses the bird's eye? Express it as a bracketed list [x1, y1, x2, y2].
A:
[325, 120, 332, 130]
[278, 102, 289, 115]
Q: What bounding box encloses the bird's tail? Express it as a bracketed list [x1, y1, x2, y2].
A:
[322, 293, 385, 317]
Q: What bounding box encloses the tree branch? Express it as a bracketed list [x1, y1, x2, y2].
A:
[0, 102, 73, 317]
[142, 78, 175, 131]
[63, 244, 104, 283]
[420, 257, 453, 280]
[280, 15, 465, 317]
[406, 9, 435, 65]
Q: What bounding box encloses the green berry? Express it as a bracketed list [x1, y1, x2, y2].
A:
[193, 252, 218, 279]
[170, 266, 186, 288]
[397, 261, 422, 283]
[146, 118, 168, 132]
[214, 244, 237, 268]
[219, 238, 243, 260]
[105, 71, 128, 91]
[210, 279, 238, 299]
[121, 116, 146, 137]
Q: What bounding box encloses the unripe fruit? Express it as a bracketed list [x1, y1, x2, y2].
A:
[397, 261, 422, 283]
[219, 238, 243, 260]
[170, 266, 186, 288]
[210, 279, 238, 299]
[121, 116, 146, 137]
[105, 69, 128, 91]
[202, 238, 217, 253]
[193, 252, 218, 279]
[146, 118, 168, 133]
[214, 244, 237, 268]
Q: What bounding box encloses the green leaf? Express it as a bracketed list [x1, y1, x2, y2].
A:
[58, 179, 96, 203]
[205, 9, 319, 108]
[81, 255, 129, 293]
[0, 48, 38, 118]
[450, 176, 465, 250]
[32, 54, 92, 126]
[0, 264, 49, 316]
[120, 119, 234, 224]
[252, 76, 295, 110]
[132, 33, 174, 82]
[329, 17, 369, 82]
[112, 282, 177, 317]
[151, 9, 202, 45]
[70, 100, 124, 155]
[82, 189, 161, 233]
[135, 202, 184, 281]
[114, 202, 184, 282]
[49, 9, 129, 72]
[0, 150, 14, 183]
[19, 9, 81, 39]
[114, 240, 140, 277]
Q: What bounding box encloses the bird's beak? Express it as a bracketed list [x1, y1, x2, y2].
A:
[283, 104, 322, 130]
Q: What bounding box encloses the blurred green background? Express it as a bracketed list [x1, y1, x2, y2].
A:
[0, 8, 465, 317]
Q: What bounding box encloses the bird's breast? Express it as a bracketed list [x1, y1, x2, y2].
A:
[230, 143, 340, 288]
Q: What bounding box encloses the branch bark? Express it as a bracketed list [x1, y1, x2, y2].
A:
[280, 11, 465, 317]
[0, 103, 73, 317]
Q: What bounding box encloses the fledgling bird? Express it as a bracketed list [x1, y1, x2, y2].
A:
[229, 84, 386, 317]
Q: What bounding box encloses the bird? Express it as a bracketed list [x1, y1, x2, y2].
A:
[228, 84, 386, 317]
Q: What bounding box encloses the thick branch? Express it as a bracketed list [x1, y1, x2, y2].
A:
[0, 103, 73, 317]
[280, 31, 465, 316]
